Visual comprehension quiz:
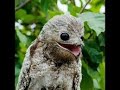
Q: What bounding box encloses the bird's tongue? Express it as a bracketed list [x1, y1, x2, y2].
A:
[70, 46, 80, 56]
[59, 44, 80, 56]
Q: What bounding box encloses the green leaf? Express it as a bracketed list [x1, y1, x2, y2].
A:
[81, 67, 94, 90]
[15, 9, 27, 19]
[84, 39, 100, 52]
[15, 66, 21, 76]
[98, 33, 105, 47]
[82, 60, 100, 79]
[15, 0, 20, 7]
[68, 3, 80, 16]
[60, 0, 68, 4]
[85, 47, 102, 63]
[47, 10, 63, 20]
[84, 33, 90, 39]
[90, 0, 104, 13]
[82, 60, 101, 89]
[97, 61, 105, 90]
[78, 12, 105, 36]
[40, 0, 54, 14]
[93, 79, 101, 89]
[21, 14, 35, 23]
[84, 22, 91, 32]
[16, 29, 28, 45]
[15, 65, 21, 87]
[17, 50, 25, 63]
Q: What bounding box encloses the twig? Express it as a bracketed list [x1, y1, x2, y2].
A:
[80, 0, 91, 13]
[15, 0, 31, 11]
[79, 0, 83, 8]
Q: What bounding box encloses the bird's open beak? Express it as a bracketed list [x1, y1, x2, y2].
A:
[57, 43, 81, 57]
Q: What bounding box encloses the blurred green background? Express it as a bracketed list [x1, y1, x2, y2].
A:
[15, 0, 105, 90]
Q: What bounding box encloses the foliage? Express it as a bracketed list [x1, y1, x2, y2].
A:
[15, 0, 105, 90]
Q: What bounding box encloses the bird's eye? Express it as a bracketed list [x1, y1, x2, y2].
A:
[60, 33, 69, 41]
[81, 36, 84, 40]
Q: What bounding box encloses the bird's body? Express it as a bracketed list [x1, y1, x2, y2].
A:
[16, 14, 84, 90]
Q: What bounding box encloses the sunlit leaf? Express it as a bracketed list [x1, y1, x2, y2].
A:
[84, 33, 90, 39]
[78, 12, 105, 36]
[16, 29, 28, 45]
[48, 10, 63, 19]
[93, 79, 101, 89]
[15, 9, 27, 19]
[21, 14, 35, 23]
[68, 3, 81, 16]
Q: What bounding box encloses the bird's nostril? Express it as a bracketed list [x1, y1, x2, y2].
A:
[60, 33, 69, 41]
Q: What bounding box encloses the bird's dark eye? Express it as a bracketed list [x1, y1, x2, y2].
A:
[81, 36, 84, 40]
[60, 33, 69, 41]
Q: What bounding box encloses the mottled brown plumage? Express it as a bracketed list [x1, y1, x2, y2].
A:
[16, 14, 84, 90]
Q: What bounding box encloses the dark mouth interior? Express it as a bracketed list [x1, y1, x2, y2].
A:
[58, 43, 81, 56]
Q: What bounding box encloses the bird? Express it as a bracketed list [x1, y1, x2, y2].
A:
[16, 14, 84, 90]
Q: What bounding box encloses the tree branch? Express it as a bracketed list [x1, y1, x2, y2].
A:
[15, 0, 31, 11]
[80, 0, 91, 13]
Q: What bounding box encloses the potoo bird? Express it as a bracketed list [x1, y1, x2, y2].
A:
[16, 14, 84, 90]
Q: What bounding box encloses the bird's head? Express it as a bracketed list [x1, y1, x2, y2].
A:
[39, 14, 84, 61]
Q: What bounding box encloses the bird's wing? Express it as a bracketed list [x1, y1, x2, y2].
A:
[72, 72, 80, 90]
[16, 39, 41, 90]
